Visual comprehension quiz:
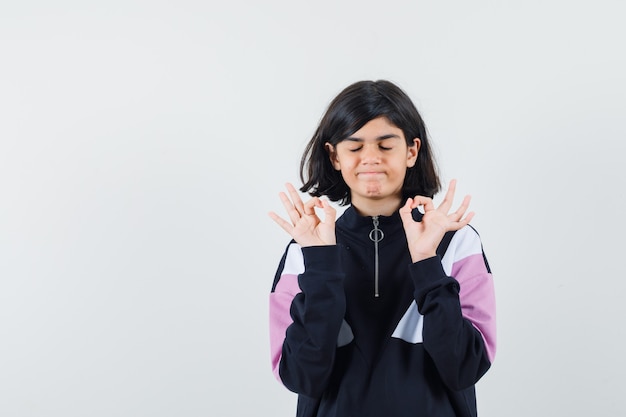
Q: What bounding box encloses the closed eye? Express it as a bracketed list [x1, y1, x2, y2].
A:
[349, 147, 362, 152]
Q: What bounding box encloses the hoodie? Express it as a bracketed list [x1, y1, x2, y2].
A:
[269, 206, 496, 417]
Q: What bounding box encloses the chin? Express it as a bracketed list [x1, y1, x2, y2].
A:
[363, 189, 383, 197]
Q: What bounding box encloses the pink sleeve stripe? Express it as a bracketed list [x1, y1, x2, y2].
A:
[269, 273, 301, 381]
[452, 253, 497, 363]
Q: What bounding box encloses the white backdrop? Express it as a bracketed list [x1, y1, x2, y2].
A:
[1, 1, 625, 416]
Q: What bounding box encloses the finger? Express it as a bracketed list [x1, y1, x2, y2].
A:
[285, 183, 306, 215]
[303, 197, 320, 215]
[320, 199, 337, 224]
[449, 195, 472, 222]
[449, 211, 475, 231]
[399, 198, 413, 214]
[411, 196, 435, 212]
[399, 198, 415, 226]
[463, 211, 475, 225]
[438, 179, 457, 213]
[279, 191, 302, 224]
[268, 211, 295, 236]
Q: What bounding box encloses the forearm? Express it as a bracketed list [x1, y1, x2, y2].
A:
[269, 245, 346, 397]
[410, 256, 494, 390]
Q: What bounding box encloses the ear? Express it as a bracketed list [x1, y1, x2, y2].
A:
[325, 142, 341, 170]
[406, 138, 421, 168]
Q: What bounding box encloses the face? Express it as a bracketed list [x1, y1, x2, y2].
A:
[326, 116, 420, 215]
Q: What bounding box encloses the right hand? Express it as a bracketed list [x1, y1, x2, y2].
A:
[268, 183, 337, 247]
[399, 179, 474, 262]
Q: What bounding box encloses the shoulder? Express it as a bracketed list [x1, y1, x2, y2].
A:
[282, 241, 305, 275]
[449, 225, 484, 255]
[440, 225, 491, 275]
[271, 241, 304, 292]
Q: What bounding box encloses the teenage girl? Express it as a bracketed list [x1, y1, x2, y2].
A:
[268, 80, 496, 417]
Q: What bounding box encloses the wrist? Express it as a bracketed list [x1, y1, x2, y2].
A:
[409, 250, 437, 263]
[298, 237, 336, 247]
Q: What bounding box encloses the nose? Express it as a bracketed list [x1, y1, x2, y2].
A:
[361, 144, 381, 164]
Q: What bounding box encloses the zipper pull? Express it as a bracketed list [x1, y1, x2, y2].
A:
[369, 216, 384, 297]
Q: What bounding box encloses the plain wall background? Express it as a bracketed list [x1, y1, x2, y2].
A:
[1, 1, 625, 416]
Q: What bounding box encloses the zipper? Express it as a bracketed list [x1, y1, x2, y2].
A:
[369, 216, 385, 297]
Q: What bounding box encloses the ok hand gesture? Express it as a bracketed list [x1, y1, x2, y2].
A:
[268, 183, 337, 247]
[399, 179, 474, 263]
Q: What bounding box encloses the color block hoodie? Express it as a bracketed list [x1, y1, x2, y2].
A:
[269, 206, 496, 417]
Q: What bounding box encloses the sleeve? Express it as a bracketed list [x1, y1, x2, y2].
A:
[269, 242, 346, 397]
[409, 225, 496, 391]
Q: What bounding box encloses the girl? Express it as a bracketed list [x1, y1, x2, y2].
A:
[268, 80, 496, 417]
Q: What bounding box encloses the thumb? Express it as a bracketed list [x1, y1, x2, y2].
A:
[399, 198, 414, 227]
[321, 199, 337, 224]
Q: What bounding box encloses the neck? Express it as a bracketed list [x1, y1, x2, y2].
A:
[351, 195, 402, 217]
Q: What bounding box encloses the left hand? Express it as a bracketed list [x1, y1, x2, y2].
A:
[399, 179, 474, 262]
[268, 182, 337, 247]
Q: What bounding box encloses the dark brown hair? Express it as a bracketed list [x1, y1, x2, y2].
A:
[300, 80, 440, 205]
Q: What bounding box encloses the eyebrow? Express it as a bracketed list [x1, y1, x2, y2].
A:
[343, 134, 401, 142]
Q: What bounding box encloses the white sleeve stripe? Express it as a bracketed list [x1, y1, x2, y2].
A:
[391, 301, 424, 344]
[441, 226, 483, 275]
[282, 243, 305, 275]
